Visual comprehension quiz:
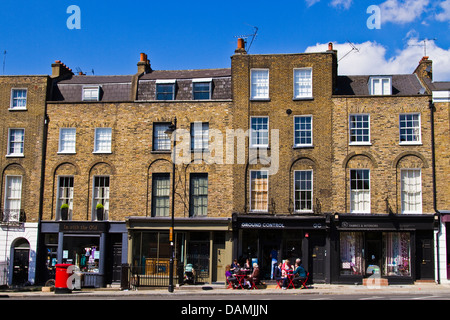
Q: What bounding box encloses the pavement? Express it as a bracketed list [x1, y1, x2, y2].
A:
[2, 281, 450, 298]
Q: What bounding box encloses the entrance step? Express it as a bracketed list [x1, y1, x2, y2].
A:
[363, 278, 389, 286]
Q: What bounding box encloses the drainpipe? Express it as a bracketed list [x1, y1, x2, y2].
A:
[429, 100, 440, 284]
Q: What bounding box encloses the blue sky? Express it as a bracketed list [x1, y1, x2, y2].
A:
[1, 0, 449, 80]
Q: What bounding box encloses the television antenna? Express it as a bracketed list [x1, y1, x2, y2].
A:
[409, 38, 436, 57]
[235, 25, 258, 53]
[338, 40, 360, 62]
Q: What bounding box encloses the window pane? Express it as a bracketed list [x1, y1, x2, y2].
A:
[153, 123, 171, 151]
[350, 114, 370, 143]
[340, 232, 364, 275]
[193, 82, 211, 100]
[294, 116, 312, 146]
[60, 128, 76, 153]
[4, 176, 22, 222]
[152, 173, 170, 217]
[399, 114, 420, 143]
[250, 117, 269, 147]
[294, 170, 313, 212]
[93, 176, 109, 220]
[190, 174, 208, 217]
[156, 84, 174, 100]
[191, 122, 209, 151]
[250, 171, 268, 211]
[9, 129, 24, 155]
[251, 70, 269, 99]
[401, 169, 422, 213]
[383, 232, 410, 276]
[350, 169, 370, 213]
[294, 69, 312, 98]
[12, 89, 27, 108]
[94, 128, 111, 152]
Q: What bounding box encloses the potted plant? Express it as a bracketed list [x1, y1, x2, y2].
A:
[60, 203, 69, 220]
[96, 203, 104, 221]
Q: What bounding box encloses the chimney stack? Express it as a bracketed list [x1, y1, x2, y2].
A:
[234, 38, 247, 55]
[137, 52, 151, 74]
[414, 56, 433, 82]
[51, 60, 74, 78]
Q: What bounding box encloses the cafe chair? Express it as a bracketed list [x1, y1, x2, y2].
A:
[298, 272, 310, 289]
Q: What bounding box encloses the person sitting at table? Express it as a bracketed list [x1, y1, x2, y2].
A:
[246, 263, 260, 288]
[274, 262, 283, 283]
[225, 265, 238, 288]
[231, 259, 240, 273]
[293, 258, 307, 288]
[281, 259, 293, 290]
[243, 258, 251, 270]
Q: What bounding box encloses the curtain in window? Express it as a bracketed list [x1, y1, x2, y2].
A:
[383, 232, 410, 276]
[95, 128, 111, 152]
[250, 171, 268, 211]
[401, 169, 422, 213]
[5, 176, 22, 221]
[340, 232, 363, 275]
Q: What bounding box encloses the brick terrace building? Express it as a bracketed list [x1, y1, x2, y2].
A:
[0, 75, 50, 285]
[39, 55, 234, 286]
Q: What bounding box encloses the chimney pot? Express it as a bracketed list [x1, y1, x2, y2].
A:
[237, 38, 245, 49]
[140, 53, 146, 62]
[328, 42, 333, 51]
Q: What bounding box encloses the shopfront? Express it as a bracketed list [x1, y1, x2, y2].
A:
[126, 217, 233, 284]
[232, 213, 331, 283]
[332, 213, 438, 284]
[39, 221, 127, 287]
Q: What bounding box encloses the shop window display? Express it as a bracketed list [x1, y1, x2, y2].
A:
[383, 232, 410, 276]
[63, 236, 100, 273]
[340, 232, 364, 275]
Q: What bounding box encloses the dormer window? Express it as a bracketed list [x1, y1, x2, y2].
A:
[369, 76, 392, 95]
[192, 78, 212, 100]
[156, 80, 176, 100]
[82, 86, 100, 101]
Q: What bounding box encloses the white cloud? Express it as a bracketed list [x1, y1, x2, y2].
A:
[330, 0, 353, 9]
[305, 40, 450, 81]
[379, 0, 430, 24]
[305, 0, 321, 7]
[435, 0, 450, 21]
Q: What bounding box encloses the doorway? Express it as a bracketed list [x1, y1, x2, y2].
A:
[365, 232, 382, 276]
[415, 231, 434, 280]
[309, 232, 326, 282]
[12, 238, 30, 285]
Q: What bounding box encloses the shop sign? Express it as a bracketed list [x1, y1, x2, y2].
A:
[60, 222, 106, 233]
[341, 222, 379, 229]
[240, 222, 285, 229]
[238, 219, 326, 230]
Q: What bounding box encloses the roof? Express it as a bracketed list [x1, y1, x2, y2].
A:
[335, 74, 427, 96]
[140, 68, 231, 80]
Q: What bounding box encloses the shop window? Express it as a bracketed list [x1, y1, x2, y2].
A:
[340, 232, 364, 275]
[383, 232, 411, 276]
[63, 236, 100, 273]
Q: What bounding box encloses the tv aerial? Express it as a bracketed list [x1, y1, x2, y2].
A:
[409, 38, 436, 57]
[338, 40, 360, 62]
[235, 25, 258, 53]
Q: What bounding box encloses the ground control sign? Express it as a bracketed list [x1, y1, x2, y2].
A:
[236, 215, 327, 230]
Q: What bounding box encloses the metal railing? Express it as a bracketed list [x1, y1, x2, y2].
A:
[1, 209, 26, 224]
[121, 262, 184, 289]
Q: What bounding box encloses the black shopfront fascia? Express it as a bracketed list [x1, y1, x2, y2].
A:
[331, 213, 439, 284]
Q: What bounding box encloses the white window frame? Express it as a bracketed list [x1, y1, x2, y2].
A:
[401, 169, 422, 214]
[190, 173, 208, 217]
[7, 128, 25, 157]
[369, 76, 392, 95]
[58, 128, 76, 154]
[191, 122, 209, 151]
[349, 114, 371, 145]
[10, 88, 28, 110]
[350, 169, 371, 214]
[249, 170, 269, 212]
[399, 113, 422, 145]
[250, 116, 269, 148]
[93, 127, 112, 153]
[293, 115, 313, 147]
[56, 176, 74, 220]
[82, 86, 100, 101]
[156, 80, 176, 100]
[152, 173, 170, 217]
[250, 69, 269, 100]
[192, 78, 212, 100]
[92, 175, 110, 221]
[294, 170, 313, 213]
[153, 123, 172, 151]
[293, 68, 313, 99]
[3, 175, 22, 222]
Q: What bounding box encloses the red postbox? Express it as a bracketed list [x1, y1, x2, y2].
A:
[55, 263, 73, 294]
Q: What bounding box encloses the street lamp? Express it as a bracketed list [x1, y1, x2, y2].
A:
[164, 117, 177, 293]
